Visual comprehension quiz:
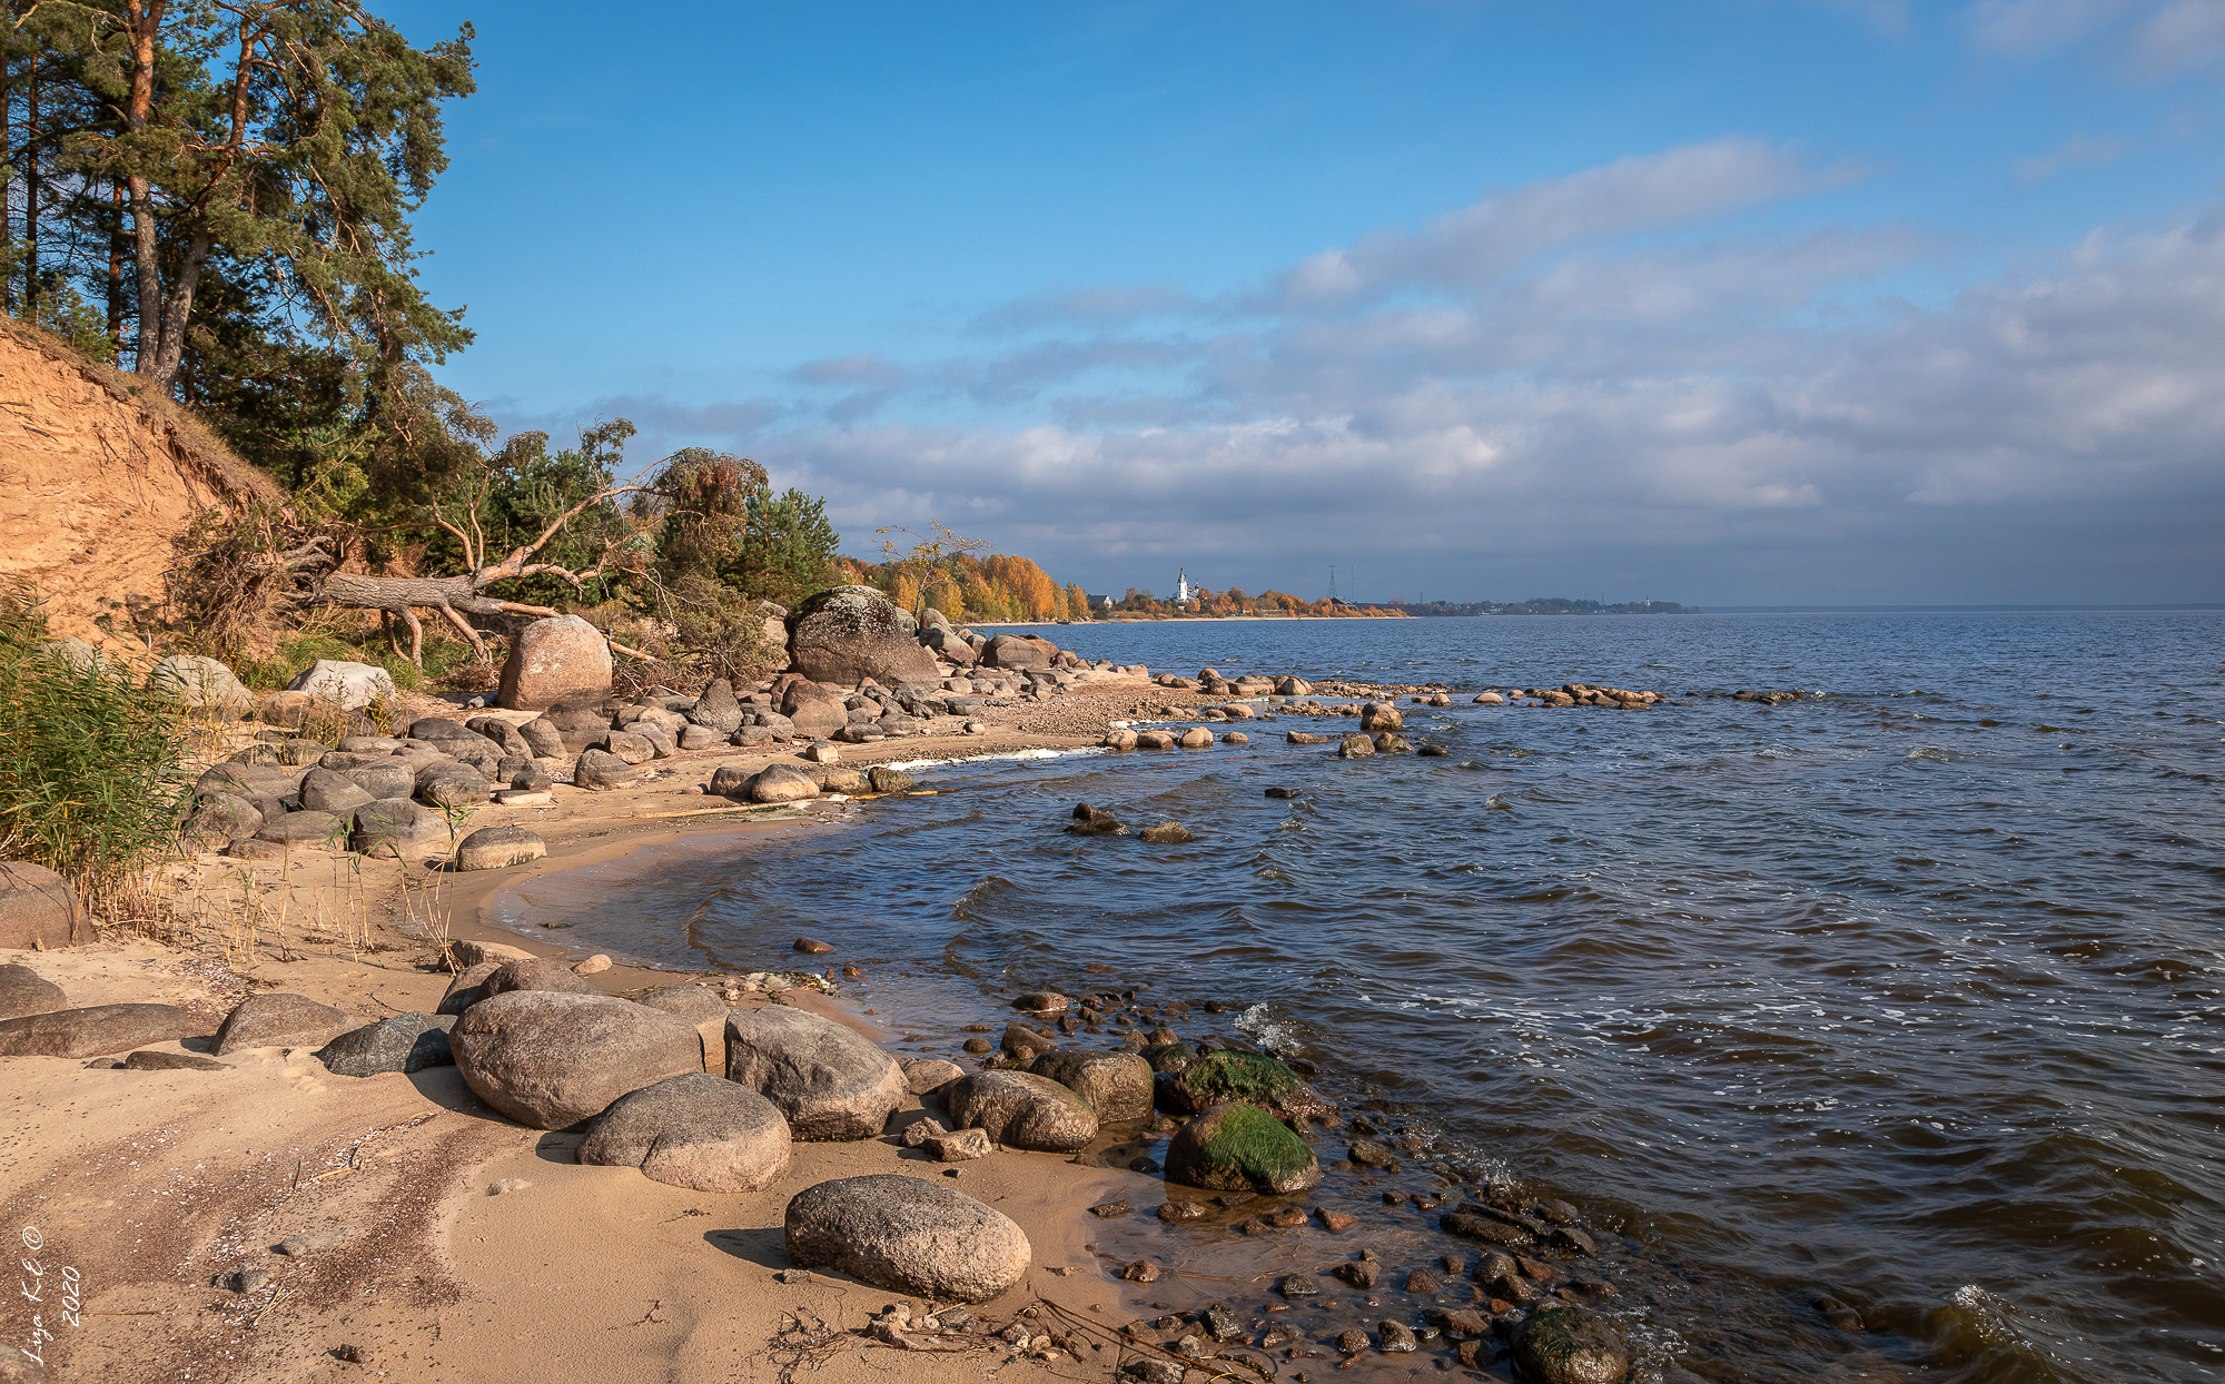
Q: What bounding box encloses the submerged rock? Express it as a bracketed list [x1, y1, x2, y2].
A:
[1511, 1306, 1633, 1384]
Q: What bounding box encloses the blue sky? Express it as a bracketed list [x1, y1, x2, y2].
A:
[386, 0, 2225, 605]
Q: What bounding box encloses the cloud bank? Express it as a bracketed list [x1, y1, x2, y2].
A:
[554, 133, 2225, 605]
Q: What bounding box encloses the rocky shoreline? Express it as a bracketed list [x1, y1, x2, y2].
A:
[0, 591, 1686, 1383]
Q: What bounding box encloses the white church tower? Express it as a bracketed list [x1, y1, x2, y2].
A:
[1174, 568, 1195, 605]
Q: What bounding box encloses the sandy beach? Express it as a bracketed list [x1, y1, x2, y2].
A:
[0, 686, 1192, 1383]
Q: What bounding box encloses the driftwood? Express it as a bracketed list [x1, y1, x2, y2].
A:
[312, 484, 644, 665]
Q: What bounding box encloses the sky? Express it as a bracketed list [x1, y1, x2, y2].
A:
[383, 0, 2225, 606]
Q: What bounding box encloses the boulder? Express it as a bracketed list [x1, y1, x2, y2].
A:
[253, 810, 347, 847]
[744, 765, 819, 804]
[0, 860, 89, 949]
[1337, 734, 1376, 758]
[414, 761, 488, 810]
[689, 679, 745, 734]
[297, 768, 376, 817]
[212, 993, 355, 1054]
[787, 586, 940, 687]
[454, 826, 546, 872]
[1164, 1102, 1321, 1194]
[633, 984, 730, 1071]
[181, 792, 264, 851]
[866, 766, 914, 794]
[723, 1005, 905, 1141]
[0, 963, 66, 1022]
[578, 1072, 792, 1193]
[148, 655, 254, 719]
[1511, 1307, 1633, 1384]
[497, 614, 613, 712]
[783, 1174, 1030, 1303]
[600, 730, 657, 765]
[119, 1049, 226, 1072]
[315, 1012, 456, 1077]
[1139, 822, 1194, 844]
[450, 939, 535, 968]
[925, 1126, 994, 1162]
[945, 1070, 1100, 1152]
[349, 798, 449, 857]
[1359, 701, 1403, 733]
[480, 956, 599, 999]
[288, 660, 395, 711]
[517, 716, 568, 759]
[342, 762, 416, 801]
[450, 990, 702, 1129]
[0, 1003, 191, 1058]
[982, 634, 1057, 672]
[1030, 1050, 1154, 1122]
[1101, 729, 1137, 751]
[573, 747, 645, 791]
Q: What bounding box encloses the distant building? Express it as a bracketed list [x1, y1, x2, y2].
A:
[1174, 569, 1195, 605]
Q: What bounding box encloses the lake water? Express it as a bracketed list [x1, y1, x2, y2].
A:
[493, 611, 2225, 1384]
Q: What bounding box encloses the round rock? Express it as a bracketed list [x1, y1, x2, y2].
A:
[1511, 1306, 1634, 1384]
[1030, 1049, 1154, 1122]
[579, 1072, 792, 1192]
[783, 1173, 1030, 1303]
[1164, 1102, 1322, 1195]
[724, 1006, 905, 1140]
[455, 826, 547, 872]
[946, 1070, 1099, 1152]
[450, 991, 702, 1129]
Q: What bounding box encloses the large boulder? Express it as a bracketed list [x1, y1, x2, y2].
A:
[783, 1174, 1030, 1303]
[1163, 1048, 1312, 1116]
[981, 634, 1057, 672]
[288, 659, 395, 711]
[579, 1072, 792, 1192]
[315, 1012, 456, 1077]
[786, 586, 940, 688]
[1511, 1307, 1634, 1384]
[497, 614, 613, 712]
[212, 993, 355, 1054]
[946, 1070, 1099, 1152]
[148, 655, 254, 719]
[723, 1006, 905, 1141]
[0, 860, 89, 949]
[0, 1003, 191, 1058]
[1164, 1102, 1321, 1194]
[1029, 1049, 1154, 1123]
[0, 963, 66, 1022]
[449, 991, 702, 1129]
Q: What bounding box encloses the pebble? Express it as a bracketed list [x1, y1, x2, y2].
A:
[218, 1266, 272, 1294]
[486, 1178, 530, 1196]
[1277, 1274, 1322, 1299]
[572, 954, 612, 975]
[1122, 1260, 1161, 1284]
[1090, 1201, 1131, 1219]
[1379, 1321, 1418, 1353]
[1316, 1209, 1357, 1232]
[1157, 1202, 1206, 1223]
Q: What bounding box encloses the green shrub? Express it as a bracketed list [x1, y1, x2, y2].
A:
[0, 587, 192, 900]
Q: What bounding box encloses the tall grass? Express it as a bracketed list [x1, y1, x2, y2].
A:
[0, 586, 193, 906]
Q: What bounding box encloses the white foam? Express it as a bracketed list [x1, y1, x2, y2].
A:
[879, 746, 1107, 772]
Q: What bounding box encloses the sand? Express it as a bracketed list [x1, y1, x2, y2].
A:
[0, 683, 1215, 1383]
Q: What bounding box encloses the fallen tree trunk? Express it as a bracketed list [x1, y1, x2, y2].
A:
[311, 484, 643, 666]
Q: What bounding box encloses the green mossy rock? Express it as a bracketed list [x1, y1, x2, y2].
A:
[1166, 1048, 1303, 1114]
[1511, 1306, 1632, 1384]
[1164, 1101, 1321, 1195]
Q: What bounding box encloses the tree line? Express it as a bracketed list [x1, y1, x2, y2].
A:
[0, 3, 844, 683]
